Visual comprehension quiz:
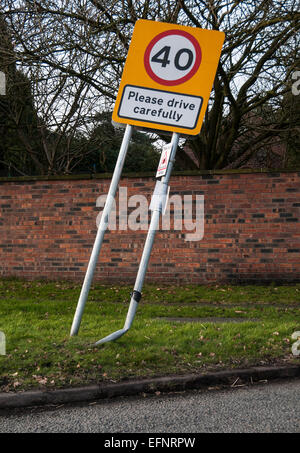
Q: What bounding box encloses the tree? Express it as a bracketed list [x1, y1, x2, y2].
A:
[0, 13, 41, 176]
[79, 111, 159, 173]
[180, 0, 300, 169]
[1, 0, 300, 172]
[0, 10, 103, 175]
[280, 85, 300, 168]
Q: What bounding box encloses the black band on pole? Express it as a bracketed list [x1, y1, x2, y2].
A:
[131, 290, 142, 303]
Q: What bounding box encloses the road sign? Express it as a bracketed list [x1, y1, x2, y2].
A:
[156, 142, 172, 178]
[112, 20, 225, 135]
[72, 21, 224, 345]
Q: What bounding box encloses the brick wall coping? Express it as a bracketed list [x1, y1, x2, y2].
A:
[1, 168, 300, 183]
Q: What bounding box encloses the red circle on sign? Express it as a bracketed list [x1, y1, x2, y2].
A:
[144, 29, 202, 86]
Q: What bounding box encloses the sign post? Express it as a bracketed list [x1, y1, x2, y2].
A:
[70, 19, 224, 344]
[95, 132, 180, 345]
[70, 125, 134, 336]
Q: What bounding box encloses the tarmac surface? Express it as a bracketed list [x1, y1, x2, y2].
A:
[0, 379, 299, 433]
[1, 363, 299, 411]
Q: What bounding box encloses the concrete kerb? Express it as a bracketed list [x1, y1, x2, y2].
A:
[0, 364, 299, 410]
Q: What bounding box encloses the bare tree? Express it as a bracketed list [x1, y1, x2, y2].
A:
[1, 0, 299, 174]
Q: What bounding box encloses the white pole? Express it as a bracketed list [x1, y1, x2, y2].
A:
[70, 124, 133, 336]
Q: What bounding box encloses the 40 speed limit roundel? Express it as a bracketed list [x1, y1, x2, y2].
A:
[144, 29, 202, 86]
[112, 20, 225, 136]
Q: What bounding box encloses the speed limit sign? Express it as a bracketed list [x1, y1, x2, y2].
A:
[144, 30, 202, 86]
[112, 20, 224, 135]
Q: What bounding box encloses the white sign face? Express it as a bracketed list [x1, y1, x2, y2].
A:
[118, 85, 203, 131]
[144, 30, 202, 86]
[156, 142, 173, 178]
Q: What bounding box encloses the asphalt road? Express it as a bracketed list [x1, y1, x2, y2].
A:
[0, 379, 299, 433]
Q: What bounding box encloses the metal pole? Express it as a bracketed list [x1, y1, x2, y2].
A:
[95, 132, 180, 345]
[70, 124, 134, 336]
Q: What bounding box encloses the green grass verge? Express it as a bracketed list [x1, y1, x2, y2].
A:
[0, 279, 299, 392]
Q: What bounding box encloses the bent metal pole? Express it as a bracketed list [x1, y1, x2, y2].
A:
[70, 124, 134, 337]
[95, 132, 180, 346]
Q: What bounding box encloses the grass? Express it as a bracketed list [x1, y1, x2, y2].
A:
[0, 278, 299, 392]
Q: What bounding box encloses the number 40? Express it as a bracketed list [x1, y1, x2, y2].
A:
[151, 46, 194, 71]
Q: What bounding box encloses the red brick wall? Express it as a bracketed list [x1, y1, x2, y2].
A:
[0, 170, 299, 284]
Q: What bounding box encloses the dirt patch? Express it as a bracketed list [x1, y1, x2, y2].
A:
[155, 317, 260, 323]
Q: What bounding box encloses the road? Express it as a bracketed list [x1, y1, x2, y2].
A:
[0, 379, 299, 433]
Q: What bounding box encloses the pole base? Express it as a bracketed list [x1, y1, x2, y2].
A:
[94, 328, 128, 346]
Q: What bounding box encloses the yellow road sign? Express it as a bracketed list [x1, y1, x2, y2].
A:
[112, 20, 225, 136]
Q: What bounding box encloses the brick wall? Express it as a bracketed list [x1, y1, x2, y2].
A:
[0, 170, 299, 284]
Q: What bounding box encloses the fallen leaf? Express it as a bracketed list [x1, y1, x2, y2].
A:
[32, 375, 48, 385]
[38, 377, 48, 385]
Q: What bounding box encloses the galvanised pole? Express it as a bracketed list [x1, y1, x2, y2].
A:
[70, 124, 134, 337]
[95, 132, 180, 345]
